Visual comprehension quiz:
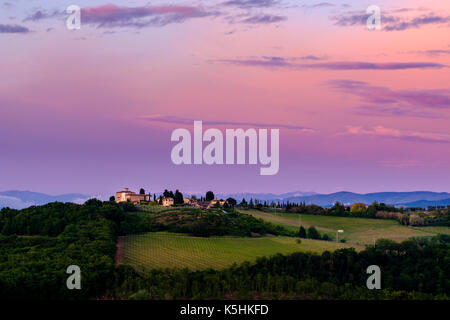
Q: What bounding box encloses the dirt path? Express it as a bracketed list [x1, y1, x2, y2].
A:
[115, 236, 124, 265]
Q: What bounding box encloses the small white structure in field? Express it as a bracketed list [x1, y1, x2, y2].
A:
[336, 230, 344, 242]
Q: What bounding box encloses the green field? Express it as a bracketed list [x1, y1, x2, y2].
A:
[121, 209, 449, 272]
[122, 232, 353, 272]
[242, 209, 449, 245]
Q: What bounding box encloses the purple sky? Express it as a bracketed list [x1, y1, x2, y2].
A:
[1, 0, 449, 197]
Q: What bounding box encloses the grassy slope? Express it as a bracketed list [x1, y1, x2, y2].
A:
[241, 209, 449, 245]
[122, 207, 449, 272]
[122, 232, 353, 272]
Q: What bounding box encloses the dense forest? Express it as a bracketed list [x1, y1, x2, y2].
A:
[0, 200, 449, 300]
[123, 207, 294, 237]
[0, 201, 117, 299]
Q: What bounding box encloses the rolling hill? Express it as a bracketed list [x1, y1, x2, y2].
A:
[397, 198, 450, 208]
[0, 190, 90, 209]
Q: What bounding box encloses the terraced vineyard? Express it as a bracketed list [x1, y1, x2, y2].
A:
[122, 232, 353, 272]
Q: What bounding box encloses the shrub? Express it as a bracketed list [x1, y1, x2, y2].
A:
[307, 226, 321, 239]
[299, 226, 307, 238]
[129, 289, 151, 300]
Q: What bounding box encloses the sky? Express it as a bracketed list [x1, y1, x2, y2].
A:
[0, 0, 449, 197]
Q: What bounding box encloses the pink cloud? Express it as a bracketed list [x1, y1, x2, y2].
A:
[332, 8, 450, 31]
[218, 57, 446, 70]
[81, 4, 219, 28]
[221, 0, 280, 9]
[23, 4, 219, 28]
[346, 126, 450, 144]
[141, 114, 314, 132]
[0, 24, 31, 33]
[377, 159, 424, 168]
[327, 80, 450, 110]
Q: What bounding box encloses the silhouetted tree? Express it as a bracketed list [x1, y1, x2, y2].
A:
[205, 191, 215, 201]
[226, 198, 237, 207]
[330, 202, 346, 216]
[307, 226, 320, 239]
[299, 226, 307, 238]
[174, 190, 184, 205]
[164, 189, 174, 198]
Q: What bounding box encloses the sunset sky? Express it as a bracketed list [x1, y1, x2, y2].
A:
[1, 0, 449, 197]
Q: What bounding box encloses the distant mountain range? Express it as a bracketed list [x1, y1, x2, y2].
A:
[0, 190, 90, 209]
[396, 198, 450, 208]
[218, 191, 450, 208]
[215, 191, 317, 202]
[1, 190, 450, 210]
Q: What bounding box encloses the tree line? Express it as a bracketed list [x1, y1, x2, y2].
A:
[239, 200, 449, 226]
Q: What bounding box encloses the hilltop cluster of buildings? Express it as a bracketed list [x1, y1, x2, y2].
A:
[115, 188, 227, 209]
[114, 188, 450, 213]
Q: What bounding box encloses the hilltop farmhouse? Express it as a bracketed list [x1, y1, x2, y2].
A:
[115, 188, 152, 204]
[159, 197, 174, 207]
[210, 200, 226, 207]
